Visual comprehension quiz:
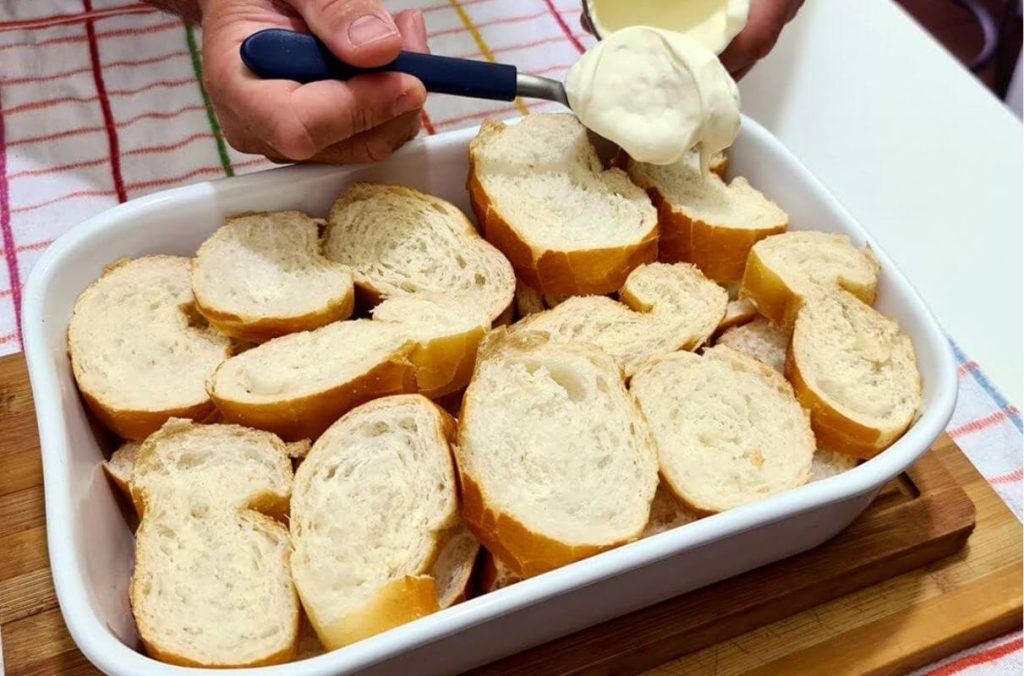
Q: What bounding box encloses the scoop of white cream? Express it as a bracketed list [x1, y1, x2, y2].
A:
[564, 26, 740, 171]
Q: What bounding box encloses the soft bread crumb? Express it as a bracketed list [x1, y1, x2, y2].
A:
[290, 395, 458, 650]
[192, 211, 354, 342]
[207, 319, 417, 440]
[717, 317, 789, 373]
[324, 184, 514, 323]
[740, 231, 880, 331]
[514, 262, 727, 377]
[456, 329, 659, 577]
[68, 256, 232, 440]
[129, 419, 297, 667]
[469, 115, 658, 296]
[789, 290, 921, 458]
[630, 345, 814, 513]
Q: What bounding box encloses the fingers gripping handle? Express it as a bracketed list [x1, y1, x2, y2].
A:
[241, 28, 519, 102]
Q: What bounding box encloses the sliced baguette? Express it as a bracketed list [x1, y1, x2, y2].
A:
[718, 297, 758, 332]
[641, 483, 702, 538]
[430, 524, 480, 609]
[290, 395, 458, 649]
[208, 319, 417, 440]
[630, 345, 814, 513]
[456, 329, 659, 577]
[192, 211, 354, 342]
[513, 280, 568, 320]
[479, 550, 522, 593]
[788, 290, 921, 458]
[740, 231, 881, 332]
[810, 449, 859, 481]
[68, 256, 232, 440]
[468, 114, 658, 296]
[129, 419, 297, 667]
[514, 263, 726, 377]
[716, 317, 789, 373]
[627, 158, 788, 282]
[372, 294, 491, 399]
[102, 441, 140, 500]
[324, 183, 515, 323]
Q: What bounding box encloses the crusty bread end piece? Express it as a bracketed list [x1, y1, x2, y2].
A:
[788, 290, 921, 458]
[430, 524, 480, 608]
[69, 256, 232, 440]
[740, 231, 881, 332]
[627, 158, 788, 283]
[478, 550, 522, 593]
[129, 419, 298, 667]
[469, 115, 658, 296]
[291, 395, 458, 650]
[102, 441, 140, 500]
[208, 319, 417, 441]
[457, 329, 659, 577]
[631, 346, 814, 513]
[324, 183, 515, 323]
[193, 211, 354, 342]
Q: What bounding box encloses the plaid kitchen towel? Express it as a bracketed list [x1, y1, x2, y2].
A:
[0, 1, 1019, 674]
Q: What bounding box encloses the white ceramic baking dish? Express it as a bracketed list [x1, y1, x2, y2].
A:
[22, 115, 957, 676]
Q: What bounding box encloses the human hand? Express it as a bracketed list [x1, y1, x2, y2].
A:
[198, 0, 429, 163]
[719, 0, 804, 79]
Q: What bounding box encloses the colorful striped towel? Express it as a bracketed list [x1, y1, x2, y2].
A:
[0, 1, 1019, 673]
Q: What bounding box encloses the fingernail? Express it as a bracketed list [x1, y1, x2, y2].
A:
[393, 90, 422, 116]
[348, 14, 398, 46]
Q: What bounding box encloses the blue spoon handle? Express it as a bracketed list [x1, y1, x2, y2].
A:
[240, 28, 519, 102]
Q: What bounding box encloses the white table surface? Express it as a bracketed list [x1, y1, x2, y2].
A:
[739, 0, 1023, 405]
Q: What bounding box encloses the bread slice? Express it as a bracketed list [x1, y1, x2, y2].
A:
[324, 183, 515, 323]
[468, 114, 658, 296]
[630, 345, 814, 513]
[740, 231, 881, 332]
[430, 524, 480, 609]
[372, 294, 491, 399]
[514, 263, 726, 377]
[102, 441, 139, 500]
[129, 419, 297, 667]
[716, 317, 789, 373]
[513, 280, 568, 319]
[456, 329, 659, 577]
[627, 158, 788, 283]
[641, 483, 702, 538]
[192, 211, 354, 342]
[810, 449, 859, 481]
[290, 395, 458, 650]
[788, 290, 921, 458]
[619, 261, 728, 339]
[68, 256, 233, 441]
[718, 297, 758, 332]
[479, 550, 522, 593]
[208, 319, 417, 440]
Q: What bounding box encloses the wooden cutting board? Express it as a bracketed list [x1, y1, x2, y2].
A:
[0, 354, 1020, 675]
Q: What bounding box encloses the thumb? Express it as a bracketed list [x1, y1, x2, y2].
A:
[294, 0, 403, 67]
